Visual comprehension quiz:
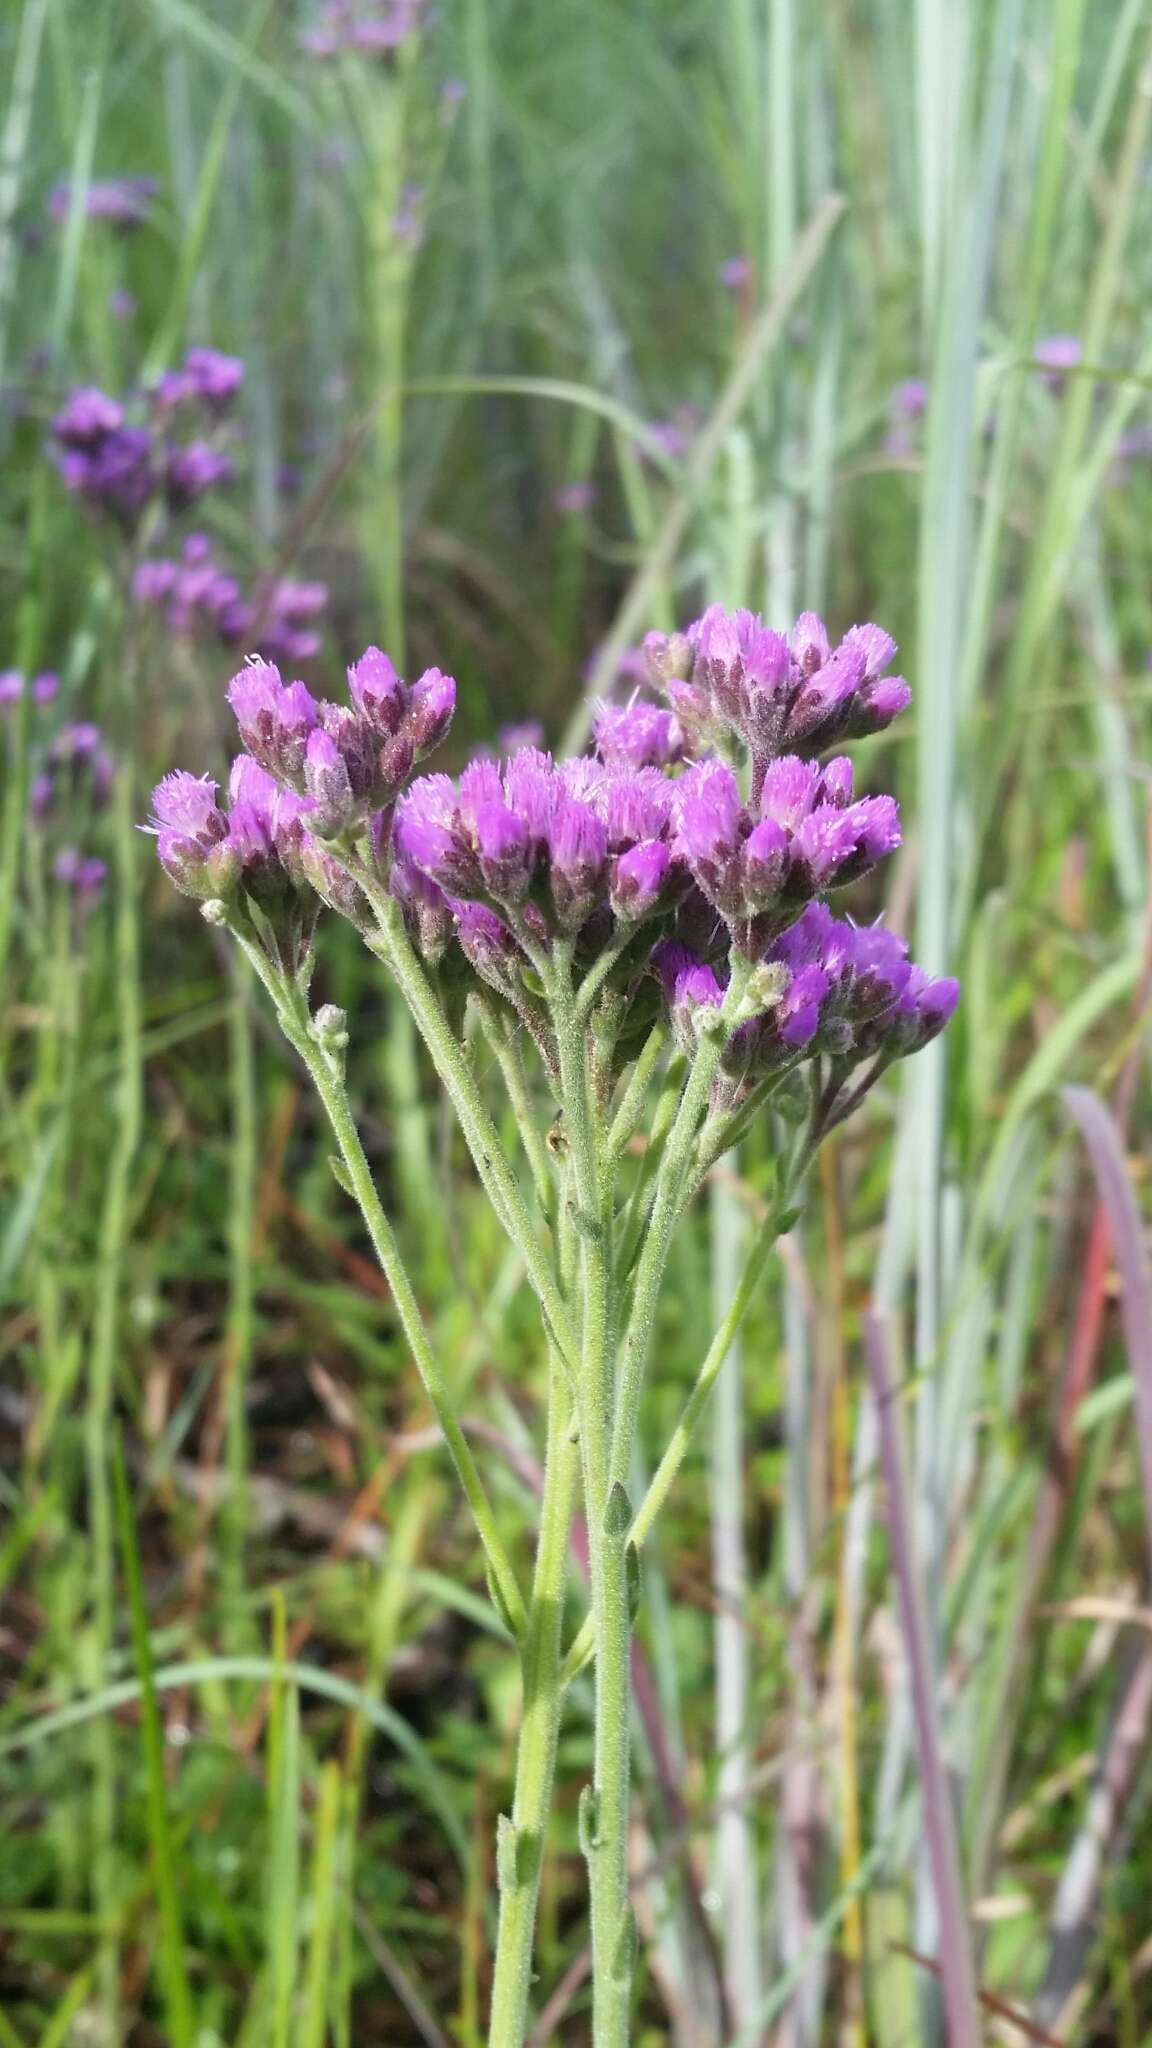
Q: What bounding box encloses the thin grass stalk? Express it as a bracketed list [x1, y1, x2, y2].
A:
[84, 666, 144, 2042]
[487, 1361, 579, 2046]
[110, 1438, 195, 2048]
[221, 960, 257, 1640]
[0, 0, 50, 400]
[864, 1311, 980, 2048]
[708, 1167, 762, 2027]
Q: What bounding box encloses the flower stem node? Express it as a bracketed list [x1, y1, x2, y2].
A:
[312, 1003, 350, 1077]
[200, 898, 230, 927]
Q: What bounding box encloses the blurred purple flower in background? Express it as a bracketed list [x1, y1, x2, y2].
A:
[885, 378, 928, 456]
[47, 176, 156, 229]
[553, 481, 596, 515]
[301, 0, 425, 58]
[719, 256, 751, 290]
[1034, 334, 1082, 390]
[51, 349, 244, 529]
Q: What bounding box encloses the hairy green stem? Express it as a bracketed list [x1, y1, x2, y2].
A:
[359, 878, 578, 1372]
[610, 965, 751, 1489]
[85, 742, 143, 2037]
[486, 1362, 578, 2046]
[559, 1208, 778, 1690]
[476, 1000, 555, 1216]
[548, 947, 632, 2046]
[242, 942, 527, 1639]
[605, 1021, 670, 1165]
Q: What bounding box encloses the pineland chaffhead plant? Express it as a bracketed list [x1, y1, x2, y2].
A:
[150, 603, 958, 2046]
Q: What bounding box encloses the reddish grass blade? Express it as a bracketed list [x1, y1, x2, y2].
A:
[864, 1310, 981, 2048]
[1062, 1084, 1152, 1575]
[890, 1942, 1068, 2045]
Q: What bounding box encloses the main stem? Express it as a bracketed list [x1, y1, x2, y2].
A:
[549, 949, 632, 2047]
[487, 1362, 579, 2046]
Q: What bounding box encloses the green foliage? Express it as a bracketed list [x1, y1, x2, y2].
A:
[2, 0, 1152, 2040]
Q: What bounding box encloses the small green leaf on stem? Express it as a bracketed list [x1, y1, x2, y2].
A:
[578, 1783, 601, 1856]
[328, 1155, 356, 1199]
[603, 1481, 632, 1539]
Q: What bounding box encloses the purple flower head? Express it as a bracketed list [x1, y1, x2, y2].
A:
[719, 256, 751, 290]
[690, 604, 791, 752]
[227, 659, 318, 785]
[791, 611, 831, 679]
[610, 838, 670, 920]
[348, 645, 405, 733]
[554, 480, 596, 515]
[133, 559, 179, 605]
[1035, 335, 1081, 390]
[894, 969, 961, 1052]
[395, 776, 479, 894]
[784, 640, 866, 747]
[549, 797, 608, 931]
[673, 760, 744, 912]
[32, 672, 59, 705]
[453, 899, 523, 999]
[55, 412, 155, 524]
[391, 853, 454, 961]
[165, 441, 233, 511]
[474, 801, 532, 901]
[652, 939, 726, 1050]
[150, 770, 228, 846]
[503, 748, 559, 852]
[304, 726, 355, 837]
[593, 700, 685, 770]
[598, 766, 673, 851]
[407, 667, 456, 756]
[184, 346, 245, 408]
[886, 378, 928, 456]
[52, 387, 124, 450]
[147, 771, 236, 899]
[0, 670, 23, 705]
[48, 177, 156, 228]
[740, 817, 789, 908]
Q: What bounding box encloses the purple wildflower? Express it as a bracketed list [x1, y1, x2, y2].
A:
[554, 481, 596, 515]
[1034, 335, 1081, 390]
[47, 177, 156, 228]
[719, 256, 751, 290]
[593, 701, 686, 771]
[165, 441, 233, 510]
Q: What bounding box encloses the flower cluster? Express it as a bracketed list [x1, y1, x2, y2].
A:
[672, 753, 900, 956]
[133, 534, 328, 665]
[0, 669, 58, 709]
[301, 0, 424, 57]
[149, 759, 364, 942]
[151, 602, 957, 1119]
[51, 348, 243, 527]
[645, 606, 911, 790]
[21, 714, 115, 915]
[32, 720, 116, 817]
[227, 649, 453, 839]
[47, 176, 156, 229]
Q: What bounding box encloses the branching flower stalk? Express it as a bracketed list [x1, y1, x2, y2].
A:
[150, 605, 958, 2045]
